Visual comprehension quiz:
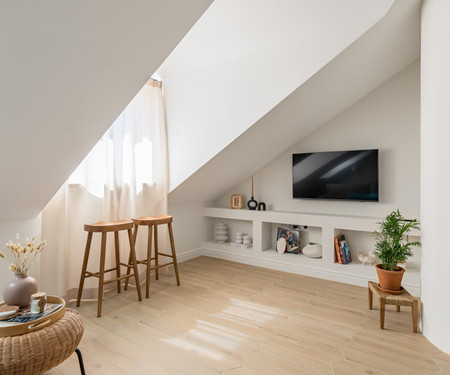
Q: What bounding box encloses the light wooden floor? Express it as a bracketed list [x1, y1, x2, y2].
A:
[45, 256, 450, 375]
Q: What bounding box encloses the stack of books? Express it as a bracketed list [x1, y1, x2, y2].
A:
[334, 234, 352, 264]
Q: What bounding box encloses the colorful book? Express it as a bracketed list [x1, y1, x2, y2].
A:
[338, 239, 352, 264]
[343, 240, 352, 263]
[334, 234, 345, 264]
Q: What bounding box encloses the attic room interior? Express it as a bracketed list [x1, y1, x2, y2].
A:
[1, 0, 450, 374]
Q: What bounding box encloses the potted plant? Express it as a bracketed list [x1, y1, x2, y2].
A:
[374, 210, 420, 293]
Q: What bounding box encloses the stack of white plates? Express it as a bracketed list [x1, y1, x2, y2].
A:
[242, 235, 252, 245]
[215, 222, 228, 243]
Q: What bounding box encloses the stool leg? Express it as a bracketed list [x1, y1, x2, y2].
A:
[154, 225, 159, 280]
[396, 303, 400, 312]
[146, 225, 153, 298]
[168, 222, 180, 286]
[97, 232, 107, 317]
[124, 225, 138, 291]
[368, 284, 373, 310]
[114, 231, 121, 293]
[379, 297, 385, 329]
[128, 228, 142, 301]
[77, 232, 93, 307]
[75, 348, 86, 375]
[412, 298, 419, 333]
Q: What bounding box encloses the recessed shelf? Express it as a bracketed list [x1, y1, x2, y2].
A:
[203, 207, 421, 296]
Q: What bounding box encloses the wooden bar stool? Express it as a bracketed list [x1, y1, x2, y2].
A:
[76, 220, 142, 317]
[125, 215, 180, 298]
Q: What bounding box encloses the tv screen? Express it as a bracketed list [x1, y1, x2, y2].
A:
[292, 149, 379, 201]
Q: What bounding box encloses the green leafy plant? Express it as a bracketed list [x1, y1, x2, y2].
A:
[374, 210, 421, 271]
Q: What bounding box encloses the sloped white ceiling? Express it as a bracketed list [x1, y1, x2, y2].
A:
[159, 0, 395, 191]
[0, 0, 212, 219]
[169, 0, 421, 203]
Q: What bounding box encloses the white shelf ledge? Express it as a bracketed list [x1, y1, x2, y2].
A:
[203, 207, 421, 296]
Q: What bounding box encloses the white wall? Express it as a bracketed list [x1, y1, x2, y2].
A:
[168, 200, 211, 257]
[0, 216, 42, 295]
[421, 0, 450, 355]
[0, 0, 213, 220]
[215, 61, 420, 221]
[161, 0, 396, 191]
[167, 0, 421, 206]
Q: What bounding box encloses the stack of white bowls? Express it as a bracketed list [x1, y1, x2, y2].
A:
[235, 232, 243, 244]
[243, 235, 252, 246]
[215, 222, 228, 243]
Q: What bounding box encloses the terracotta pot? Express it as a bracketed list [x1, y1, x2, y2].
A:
[2, 274, 38, 307]
[375, 264, 405, 292]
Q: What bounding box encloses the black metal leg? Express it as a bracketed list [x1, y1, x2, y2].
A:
[75, 348, 86, 375]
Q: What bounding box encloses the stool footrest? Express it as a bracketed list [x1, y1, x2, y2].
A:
[152, 262, 174, 269]
[85, 267, 118, 278]
[119, 261, 146, 268]
[156, 253, 174, 258]
[123, 260, 147, 267]
[103, 274, 136, 285]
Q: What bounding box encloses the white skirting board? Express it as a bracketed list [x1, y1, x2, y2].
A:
[189, 246, 421, 297]
[176, 248, 205, 263]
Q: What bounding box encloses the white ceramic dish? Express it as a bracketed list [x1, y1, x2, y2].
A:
[0, 306, 19, 319]
[302, 242, 322, 258]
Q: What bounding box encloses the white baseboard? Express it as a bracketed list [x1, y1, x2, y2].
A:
[176, 248, 205, 263]
[196, 247, 420, 296]
[175, 247, 420, 296]
[201, 247, 366, 284]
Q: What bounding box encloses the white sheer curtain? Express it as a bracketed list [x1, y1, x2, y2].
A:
[40, 81, 168, 299]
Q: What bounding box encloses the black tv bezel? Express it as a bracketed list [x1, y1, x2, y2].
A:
[292, 149, 379, 202]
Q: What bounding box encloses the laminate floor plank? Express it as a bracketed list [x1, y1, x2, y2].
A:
[42, 256, 448, 375]
[260, 335, 334, 375]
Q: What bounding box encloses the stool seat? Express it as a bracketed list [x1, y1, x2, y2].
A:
[133, 215, 173, 226]
[84, 220, 134, 232]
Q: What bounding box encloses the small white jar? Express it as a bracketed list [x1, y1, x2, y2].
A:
[30, 292, 47, 314]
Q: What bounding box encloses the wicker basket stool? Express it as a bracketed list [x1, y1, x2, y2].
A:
[0, 308, 84, 375]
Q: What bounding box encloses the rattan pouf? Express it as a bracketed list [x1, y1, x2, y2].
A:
[0, 308, 84, 375]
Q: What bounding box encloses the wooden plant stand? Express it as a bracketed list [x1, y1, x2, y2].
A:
[368, 281, 420, 332]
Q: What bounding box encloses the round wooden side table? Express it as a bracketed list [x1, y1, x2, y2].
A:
[0, 308, 85, 375]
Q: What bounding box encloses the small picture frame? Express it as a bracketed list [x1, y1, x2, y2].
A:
[230, 194, 243, 209]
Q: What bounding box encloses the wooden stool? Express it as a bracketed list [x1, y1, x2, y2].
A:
[125, 215, 180, 298]
[368, 281, 419, 332]
[76, 220, 142, 317]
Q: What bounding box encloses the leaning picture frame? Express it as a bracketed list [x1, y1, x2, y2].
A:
[276, 225, 301, 254]
[230, 194, 243, 209]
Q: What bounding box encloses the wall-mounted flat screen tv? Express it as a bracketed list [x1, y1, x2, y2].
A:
[292, 149, 379, 201]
